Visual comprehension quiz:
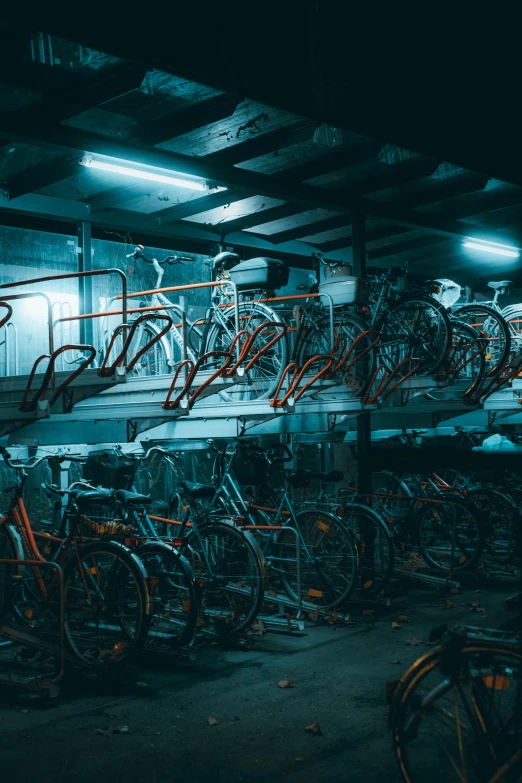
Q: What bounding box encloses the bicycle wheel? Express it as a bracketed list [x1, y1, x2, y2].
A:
[205, 301, 288, 402]
[136, 541, 198, 646]
[296, 309, 376, 397]
[446, 320, 487, 396]
[183, 519, 266, 634]
[467, 487, 520, 565]
[0, 522, 24, 622]
[341, 502, 395, 595]
[371, 470, 413, 525]
[275, 509, 358, 610]
[453, 304, 511, 377]
[98, 318, 172, 376]
[415, 498, 484, 572]
[501, 305, 522, 354]
[62, 541, 151, 667]
[375, 295, 452, 377]
[392, 644, 522, 783]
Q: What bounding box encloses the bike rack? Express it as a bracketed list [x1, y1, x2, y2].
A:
[0, 302, 18, 377]
[0, 558, 65, 696]
[223, 321, 288, 378]
[468, 349, 522, 406]
[362, 357, 422, 405]
[98, 313, 173, 378]
[19, 344, 97, 412]
[163, 350, 233, 411]
[270, 354, 335, 409]
[434, 335, 488, 383]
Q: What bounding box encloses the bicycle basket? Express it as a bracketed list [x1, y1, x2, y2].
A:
[86, 452, 135, 490]
[76, 503, 141, 540]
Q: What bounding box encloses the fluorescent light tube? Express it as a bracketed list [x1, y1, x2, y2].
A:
[462, 239, 520, 258]
[80, 156, 208, 191]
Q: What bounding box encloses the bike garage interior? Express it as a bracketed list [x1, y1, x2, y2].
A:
[0, 15, 521, 783]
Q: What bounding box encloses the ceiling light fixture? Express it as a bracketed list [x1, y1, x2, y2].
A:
[462, 238, 520, 258]
[79, 156, 209, 192]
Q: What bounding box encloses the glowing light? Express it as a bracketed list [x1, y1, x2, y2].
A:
[462, 239, 520, 258]
[79, 156, 209, 191]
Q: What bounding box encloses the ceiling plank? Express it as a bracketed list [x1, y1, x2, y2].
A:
[88, 182, 156, 212]
[13, 61, 149, 123]
[0, 115, 513, 244]
[135, 94, 240, 145]
[156, 190, 246, 223]
[368, 234, 450, 260]
[315, 225, 411, 253]
[4, 156, 82, 200]
[219, 203, 304, 234]
[269, 214, 351, 244]
[276, 143, 382, 184]
[203, 121, 315, 166]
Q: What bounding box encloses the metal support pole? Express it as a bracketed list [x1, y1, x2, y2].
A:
[77, 222, 94, 345]
[50, 459, 71, 529]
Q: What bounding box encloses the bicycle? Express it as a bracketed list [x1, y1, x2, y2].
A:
[0, 447, 151, 668]
[209, 439, 359, 611]
[389, 623, 522, 782]
[99, 246, 289, 402]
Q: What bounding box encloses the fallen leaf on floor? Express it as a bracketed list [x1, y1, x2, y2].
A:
[391, 660, 402, 664]
[304, 722, 322, 735]
[309, 610, 319, 622]
[247, 620, 267, 637]
[278, 680, 295, 689]
[362, 609, 376, 616]
[391, 622, 402, 629]
[20, 709, 28, 714]
[95, 729, 112, 737]
[450, 587, 461, 594]
[363, 580, 374, 589]
[442, 598, 453, 609]
[405, 639, 424, 646]
[398, 615, 409, 623]
[208, 716, 218, 726]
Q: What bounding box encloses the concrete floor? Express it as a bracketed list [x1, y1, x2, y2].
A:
[0, 582, 512, 783]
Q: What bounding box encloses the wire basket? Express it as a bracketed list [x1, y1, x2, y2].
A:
[75, 503, 142, 540]
[231, 446, 269, 486]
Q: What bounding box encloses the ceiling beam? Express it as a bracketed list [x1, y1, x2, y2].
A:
[203, 121, 316, 166]
[156, 190, 247, 223]
[135, 94, 240, 145]
[0, 115, 511, 244]
[4, 156, 82, 199]
[368, 234, 450, 260]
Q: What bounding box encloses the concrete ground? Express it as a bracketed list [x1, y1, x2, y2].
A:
[0, 581, 514, 783]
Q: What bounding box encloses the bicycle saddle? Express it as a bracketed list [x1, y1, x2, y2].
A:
[115, 489, 151, 506]
[180, 480, 215, 499]
[211, 251, 240, 272]
[74, 488, 113, 505]
[487, 280, 512, 290]
[283, 469, 344, 488]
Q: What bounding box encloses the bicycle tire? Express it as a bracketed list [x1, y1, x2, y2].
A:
[136, 541, 198, 646]
[275, 509, 359, 610]
[466, 487, 520, 565]
[415, 497, 485, 572]
[447, 320, 487, 396]
[183, 519, 266, 634]
[205, 301, 288, 402]
[62, 540, 151, 668]
[0, 521, 24, 622]
[98, 318, 172, 376]
[374, 294, 453, 377]
[391, 644, 522, 783]
[341, 502, 395, 595]
[296, 309, 376, 398]
[453, 303, 511, 377]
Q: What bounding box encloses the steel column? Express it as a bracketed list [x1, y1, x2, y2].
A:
[76, 222, 94, 345]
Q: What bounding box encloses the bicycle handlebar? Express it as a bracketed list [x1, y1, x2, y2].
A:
[113, 445, 180, 463]
[126, 245, 195, 265]
[0, 446, 86, 472]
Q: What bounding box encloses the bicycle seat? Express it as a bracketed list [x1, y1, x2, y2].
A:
[74, 488, 113, 505]
[487, 280, 512, 290]
[115, 489, 151, 506]
[180, 480, 215, 499]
